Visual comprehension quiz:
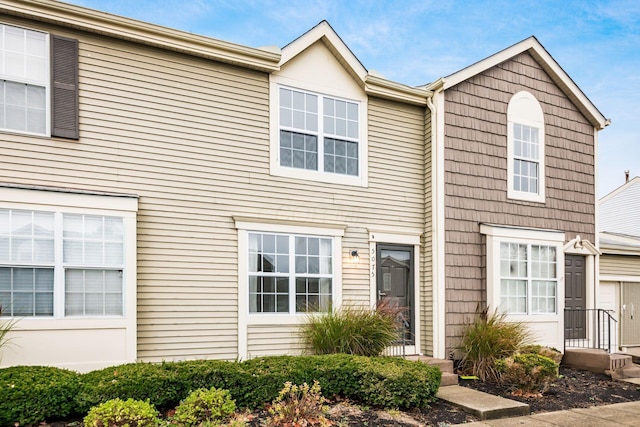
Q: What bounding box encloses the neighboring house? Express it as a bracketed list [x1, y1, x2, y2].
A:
[599, 177, 640, 350]
[0, 0, 608, 371]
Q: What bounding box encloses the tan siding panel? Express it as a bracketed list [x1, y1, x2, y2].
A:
[601, 255, 640, 277]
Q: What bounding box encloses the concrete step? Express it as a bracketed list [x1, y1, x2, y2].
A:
[611, 363, 640, 379]
[436, 385, 530, 421]
[440, 372, 459, 386]
[563, 348, 632, 374]
[405, 355, 454, 373]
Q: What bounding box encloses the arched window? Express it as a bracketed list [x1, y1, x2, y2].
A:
[507, 91, 545, 202]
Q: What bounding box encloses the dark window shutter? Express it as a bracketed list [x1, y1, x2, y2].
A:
[51, 35, 79, 139]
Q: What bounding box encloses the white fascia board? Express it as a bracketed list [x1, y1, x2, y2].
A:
[280, 21, 367, 82]
[443, 36, 608, 129]
[599, 176, 640, 204]
[364, 75, 430, 106]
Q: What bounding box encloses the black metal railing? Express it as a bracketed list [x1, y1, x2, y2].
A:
[564, 308, 617, 352]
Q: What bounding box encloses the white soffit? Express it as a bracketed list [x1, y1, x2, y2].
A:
[442, 36, 608, 129]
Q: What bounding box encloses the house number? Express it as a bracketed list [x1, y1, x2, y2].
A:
[371, 247, 376, 278]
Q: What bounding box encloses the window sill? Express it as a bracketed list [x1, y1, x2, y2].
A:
[270, 164, 367, 187]
[507, 190, 545, 203]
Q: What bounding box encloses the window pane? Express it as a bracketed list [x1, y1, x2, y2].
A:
[0, 267, 53, 316]
[65, 269, 123, 317]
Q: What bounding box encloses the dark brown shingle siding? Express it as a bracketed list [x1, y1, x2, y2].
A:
[443, 52, 596, 355]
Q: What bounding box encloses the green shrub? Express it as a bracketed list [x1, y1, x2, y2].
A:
[459, 308, 532, 382]
[519, 345, 563, 364]
[351, 356, 441, 408]
[237, 354, 440, 409]
[0, 365, 81, 426]
[84, 398, 160, 427]
[3, 354, 440, 422]
[266, 381, 330, 427]
[496, 353, 559, 395]
[76, 362, 186, 414]
[300, 305, 399, 356]
[173, 387, 236, 426]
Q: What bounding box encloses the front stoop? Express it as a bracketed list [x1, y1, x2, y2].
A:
[405, 355, 459, 385]
[563, 348, 628, 373]
[563, 348, 640, 380]
[436, 385, 530, 421]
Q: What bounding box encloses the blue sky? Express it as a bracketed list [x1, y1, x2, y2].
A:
[67, 0, 639, 197]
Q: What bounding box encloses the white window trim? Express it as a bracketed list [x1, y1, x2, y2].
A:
[481, 224, 564, 323]
[0, 23, 51, 137]
[236, 218, 345, 359]
[269, 75, 368, 187]
[507, 91, 545, 203]
[0, 186, 137, 331]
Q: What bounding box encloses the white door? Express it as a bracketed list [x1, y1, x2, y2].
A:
[621, 282, 640, 346]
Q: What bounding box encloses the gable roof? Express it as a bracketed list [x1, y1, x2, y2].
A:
[425, 36, 609, 129]
[281, 21, 431, 106]
[600, 176, 640, 238]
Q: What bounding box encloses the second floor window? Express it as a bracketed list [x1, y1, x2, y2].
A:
[512, 123, 540, 194]
[279, 87, 359, 177]
[0, 23, 49, 136]
[507, 91, 545, 203]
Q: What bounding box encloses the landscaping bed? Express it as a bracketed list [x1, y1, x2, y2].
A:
[38, 366, 640, 427]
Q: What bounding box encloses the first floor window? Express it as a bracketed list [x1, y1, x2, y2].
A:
[500, 242, 557, 314]
[0, 208, 125, 317]
[248, 232, 332, 313]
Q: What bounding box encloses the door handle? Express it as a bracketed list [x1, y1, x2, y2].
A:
[378, 291, 386, 298]
[632, 303, 635, 320]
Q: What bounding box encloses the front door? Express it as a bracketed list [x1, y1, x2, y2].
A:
[621, 282, 640, 346]
[376, 244, 414, 344]
[565, 255, 586, 339]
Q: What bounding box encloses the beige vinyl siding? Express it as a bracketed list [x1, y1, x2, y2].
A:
[247, 325, 305, 357]
[0, 17, 426, 361]
[442, 52, 596, 355]
[601, 255, 640, 277]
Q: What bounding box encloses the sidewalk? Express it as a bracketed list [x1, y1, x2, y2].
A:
[452, 400, 640, 426]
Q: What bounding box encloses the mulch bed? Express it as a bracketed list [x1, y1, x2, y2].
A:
[45, 366, 640, 427]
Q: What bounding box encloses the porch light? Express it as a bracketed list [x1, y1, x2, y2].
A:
[350, 250, 360, 264]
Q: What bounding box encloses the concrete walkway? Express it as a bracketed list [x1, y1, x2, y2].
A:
[436, 386, 529, 420]
[437, 382, 640, 426]
[451, 400, 640, 426]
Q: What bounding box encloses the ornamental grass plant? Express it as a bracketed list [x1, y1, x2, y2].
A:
[459, 307, 532, 382]
[300, 302, 401, 357]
